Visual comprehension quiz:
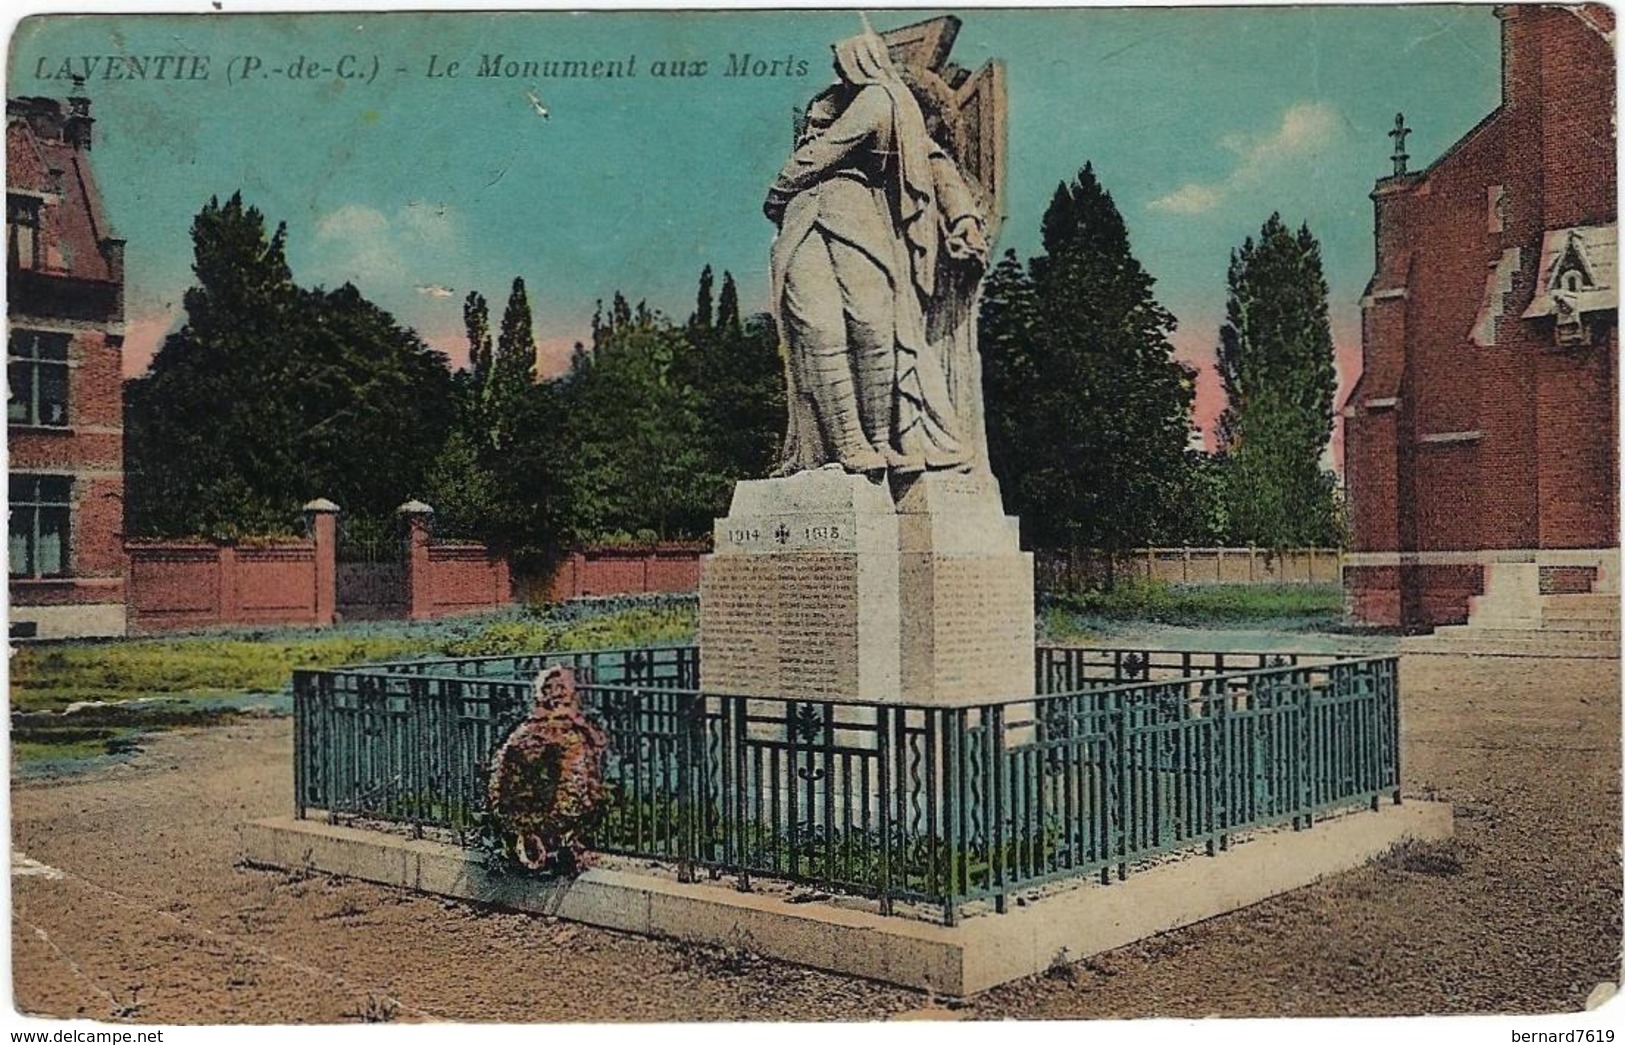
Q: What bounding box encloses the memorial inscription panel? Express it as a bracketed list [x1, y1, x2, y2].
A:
[702, 470, 1035, 706]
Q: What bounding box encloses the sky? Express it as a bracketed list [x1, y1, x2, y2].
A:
[7, 6, 1506, 465]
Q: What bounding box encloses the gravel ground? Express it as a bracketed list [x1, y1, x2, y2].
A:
[10, 650, 1621, 1022]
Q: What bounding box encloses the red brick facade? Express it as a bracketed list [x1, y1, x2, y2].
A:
[1345, 6, 1618, 627]
[8, 93, 129, 638]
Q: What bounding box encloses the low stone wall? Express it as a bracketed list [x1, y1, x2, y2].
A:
[1037, 547, 1344, 591]
[243, 800, 1452, 996]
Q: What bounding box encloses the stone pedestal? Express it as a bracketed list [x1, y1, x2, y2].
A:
[699, 468, 1033, 705]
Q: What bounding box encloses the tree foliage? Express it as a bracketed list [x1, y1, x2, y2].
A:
[980, 164, 1195, 552]
[128, 198, 785, 556]
[488, 277, 538, 451]
[125, 193, 452, 538]
[1216, 214, 1339, 547]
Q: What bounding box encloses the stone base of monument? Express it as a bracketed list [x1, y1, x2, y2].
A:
[242, 801, 1452, 996]
[699, 467, 1034, 705]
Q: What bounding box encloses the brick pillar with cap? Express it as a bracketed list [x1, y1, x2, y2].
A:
[304, 498, 341, 627]
[399, 500, 435, 621]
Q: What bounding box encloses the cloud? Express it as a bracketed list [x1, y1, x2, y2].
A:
[415, 284, 456, 297]
[1147, 184, 1225, 216]
[307, 200, 463, 292]
[1149, 102, 1340, 215]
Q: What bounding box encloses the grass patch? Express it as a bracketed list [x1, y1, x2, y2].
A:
[10, 636, 439, 713]
[1377, 837, 1474, 877]
[11, 726, 142, 764]
[10, 601, 701, 715]
[439, 604, 697, 657]
[1043, 580, 1343, 632]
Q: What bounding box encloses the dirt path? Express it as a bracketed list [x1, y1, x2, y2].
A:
[11, 653, 1620, 1022]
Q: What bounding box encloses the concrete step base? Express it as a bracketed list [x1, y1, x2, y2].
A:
[1537, 593, 1620, 613]
[1435, 625, 1621, 643]
[1541, 606, 1622, 624]
[241, 804, 1452, 996]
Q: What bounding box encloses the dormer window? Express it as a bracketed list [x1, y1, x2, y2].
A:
[1550, 230, 1598, 294]
[1521, 224, 1618, 347]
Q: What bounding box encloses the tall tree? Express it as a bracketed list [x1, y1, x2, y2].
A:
[464, 291, 493, 406]
[980, 164, 1193, 554]
[1215, 214, 1339, 546]
[488, 277, 537, 450]
[979, 249, 1041, 513]
[715, 270, 742, 335]
[689, 264, 715, 331]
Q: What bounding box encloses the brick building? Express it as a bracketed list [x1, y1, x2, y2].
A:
[7, 93, 128, 638]
[1344, 5, 1618, 632]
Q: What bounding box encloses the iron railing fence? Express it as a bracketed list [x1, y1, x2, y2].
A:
[292, 645, 1399, 923]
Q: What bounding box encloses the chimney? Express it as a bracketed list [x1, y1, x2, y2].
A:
[64, 79, 93, 149]
[1495, 5, 1537, 111]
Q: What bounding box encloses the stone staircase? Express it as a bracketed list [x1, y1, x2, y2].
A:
[1401, 562, 1621, 659]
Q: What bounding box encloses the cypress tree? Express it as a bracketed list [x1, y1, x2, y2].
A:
[981, 163, 1193, 553]
[1216, 214, 1339, 547]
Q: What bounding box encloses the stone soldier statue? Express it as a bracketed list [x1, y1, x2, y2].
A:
[766, 29, 991, 478]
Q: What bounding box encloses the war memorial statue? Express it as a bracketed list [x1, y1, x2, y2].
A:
[700, 18, 1034, 705]
[766, 30, 991, 478]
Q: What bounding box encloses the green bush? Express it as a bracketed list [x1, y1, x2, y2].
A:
[1044, 580, 1343, 630]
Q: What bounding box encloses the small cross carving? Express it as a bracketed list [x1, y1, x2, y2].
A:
[1388, 113, 1411, 176]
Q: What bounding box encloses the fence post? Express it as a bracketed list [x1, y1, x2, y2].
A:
[1115, 689, 1130, 880]
[991, 703, 1009, 911]
[399, 500, 435, 620]
[304, 498, 340, 627]
[293, 670, 308, 818]
[877, 706, 893, 916]
[676, 692, 699, 883]
[1301, 671, 1317, 829]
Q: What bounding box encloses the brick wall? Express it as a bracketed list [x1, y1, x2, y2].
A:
[127, 508, 514, 630]
[519, 544, 709, 603]
[407, 544, 513, 620]
[126, 538, 331, 634]
[400, 510, 514, 620]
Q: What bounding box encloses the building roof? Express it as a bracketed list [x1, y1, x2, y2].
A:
[6, 96, 120, 285]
